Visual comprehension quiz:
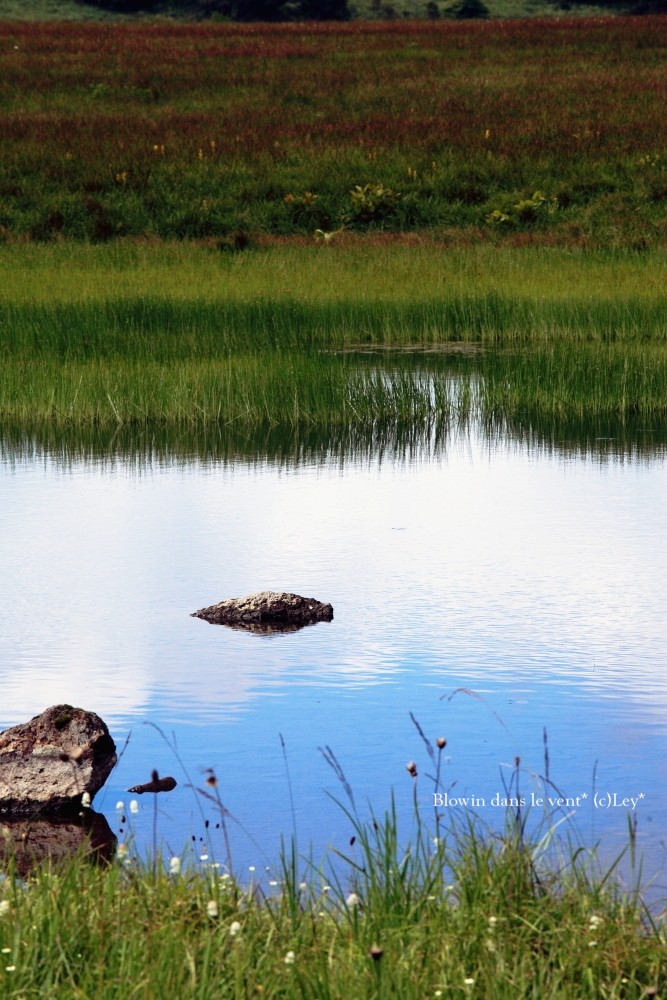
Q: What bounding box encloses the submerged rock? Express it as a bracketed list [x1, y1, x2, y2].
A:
[192, 590, 334, 634]
[0, 705, 117, 818]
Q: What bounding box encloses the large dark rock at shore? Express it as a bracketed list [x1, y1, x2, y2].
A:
[192, 591, 334, 634]
[0, 812, 117, 876]
[0, 705, 117, 818]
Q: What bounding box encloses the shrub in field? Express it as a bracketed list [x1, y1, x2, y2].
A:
[346, 183, 403, 227]
[486, 191, 557, 229]
[282, 189, 333, 231]
[215, 0, 351, 18]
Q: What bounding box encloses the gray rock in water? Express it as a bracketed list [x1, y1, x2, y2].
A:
[192, 590, 334, 633]
[0, 705, 117, 818]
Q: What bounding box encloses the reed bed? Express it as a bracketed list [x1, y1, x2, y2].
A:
[478, 344, 667, 419]
[0, 353, 467, 428]
[2, 294, 667, 360]
[3, 242, 666, 360]
[1, 244, 666, 429]
[3, 346, 667, 430]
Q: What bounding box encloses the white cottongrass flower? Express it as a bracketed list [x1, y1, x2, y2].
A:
[464, 978, 475, 986]
[5, 966, 16, 972]
[345, 892, 360, 908]
[129, 800, 139, 815]
[229, 921, 241, 937]
[115, 801, 124, 811]
[81, 792, 91, 809]
[169, 856, 181, 876]
[117, 843, 129, 859]
[589, 914, 603, 929]
[0, 901, 10, 917]
[206, 900, 219, 918]
[284, 950, 296, 965]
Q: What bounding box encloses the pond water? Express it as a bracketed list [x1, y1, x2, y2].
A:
[1, 416, 666, 903]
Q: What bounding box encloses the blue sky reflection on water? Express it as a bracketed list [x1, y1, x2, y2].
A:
[1, 428, 666, 900]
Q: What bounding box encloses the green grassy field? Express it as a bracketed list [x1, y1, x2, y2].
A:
[3, 240, 667, 308]
[1, 14, 666, 429]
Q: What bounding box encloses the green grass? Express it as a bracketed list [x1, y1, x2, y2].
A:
[1, 242, 666, 431]
[3, 241, 667, 309]
[478, 344, 667, 418]
[0, 787, 665, 998]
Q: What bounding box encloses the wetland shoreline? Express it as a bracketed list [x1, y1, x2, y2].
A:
[2, 242, 666, 430]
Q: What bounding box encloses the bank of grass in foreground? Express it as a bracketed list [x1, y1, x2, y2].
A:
[0, 804, 665, 998]
[1, 242, 667, 429]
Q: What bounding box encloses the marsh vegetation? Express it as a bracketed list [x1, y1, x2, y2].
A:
[1, 243, 666, 430]
[1, 18, 667, 247]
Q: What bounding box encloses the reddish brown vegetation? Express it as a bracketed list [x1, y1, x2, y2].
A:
[1, 17, 666, 242]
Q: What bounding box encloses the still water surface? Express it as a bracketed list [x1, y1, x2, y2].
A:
[1, 421, 666, 899]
